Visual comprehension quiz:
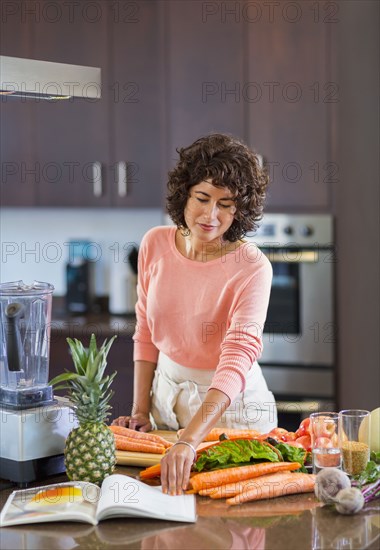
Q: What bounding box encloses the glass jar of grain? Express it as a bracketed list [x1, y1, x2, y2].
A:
[338, 410, 371, 476]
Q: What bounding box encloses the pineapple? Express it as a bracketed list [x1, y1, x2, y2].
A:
[50, 333, 117, 484]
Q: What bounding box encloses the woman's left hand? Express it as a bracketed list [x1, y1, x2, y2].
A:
[160, 443, 195, 495]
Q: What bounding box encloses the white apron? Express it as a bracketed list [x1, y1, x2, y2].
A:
[150, 352, 277, 433]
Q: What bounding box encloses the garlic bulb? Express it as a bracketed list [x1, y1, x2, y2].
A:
[314, 468, 351, 504]
[334, 487, 365, 515]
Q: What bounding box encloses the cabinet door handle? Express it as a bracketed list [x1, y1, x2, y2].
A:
[117, 161, 128, 197]
[92, 162, 102, 197]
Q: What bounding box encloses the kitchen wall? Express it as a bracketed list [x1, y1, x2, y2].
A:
[0, 208, 163, 295]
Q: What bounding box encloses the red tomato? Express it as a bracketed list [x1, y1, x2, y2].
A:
[283, 431, 297, 442]
[295, 435, 312, 452]
[268, 428, 289, 442]
[269, 428, 289, 438]
[295, 418, 311, 438]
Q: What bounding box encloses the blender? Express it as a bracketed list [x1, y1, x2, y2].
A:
[0, 281, 75, 486]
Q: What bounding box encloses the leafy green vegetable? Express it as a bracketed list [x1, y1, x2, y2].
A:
[351, 454, 380, 503]
[274, 442, 308, 473]
[370, 451, 380, 464]
[353, 458, 380, 487]
[193, 439, 281, 472]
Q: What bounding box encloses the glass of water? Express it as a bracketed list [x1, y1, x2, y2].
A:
[310, 412, 342, 474]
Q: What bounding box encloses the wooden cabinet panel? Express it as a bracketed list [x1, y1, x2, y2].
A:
[110, 1, 165, 207]
[247, 14, 331, 210]
[0, 1, 36, 205]
[1, 1, 164, 209]
[30, 0, 111, 207]
[167, 1, 246, 167]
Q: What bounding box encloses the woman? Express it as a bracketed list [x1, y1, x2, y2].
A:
[113, 133, 277, 494]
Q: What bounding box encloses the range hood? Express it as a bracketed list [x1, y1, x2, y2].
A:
[0, 56, 101, 100]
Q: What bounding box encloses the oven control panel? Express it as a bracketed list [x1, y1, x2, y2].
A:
[247, 214, 333, 247]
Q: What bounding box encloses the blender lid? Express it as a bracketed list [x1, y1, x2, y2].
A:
[0, 280, 55, 296]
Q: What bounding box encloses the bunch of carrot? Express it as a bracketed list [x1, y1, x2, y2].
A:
[139, 428, 316, 504]
[141, 460, 315, 504]
[188, 461, 316, 505]
[140, 455, 316, 506]
[108, 425, 173, 454]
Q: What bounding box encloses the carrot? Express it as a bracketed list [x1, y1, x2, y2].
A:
[109, 425, 172, 448]
[177, 427, 262, 442]
[226, 472, 316, 505]
[203, 471, 300, 499]
[189, 461, 301, 494]
[114, 434, 165, 454]
[139, 462, 162, 480]
[197, 462, 301, 497]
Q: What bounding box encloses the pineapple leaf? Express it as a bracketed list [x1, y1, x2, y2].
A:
[75, 343, 89, 372]
[101, 335, 117, 361]
[66, 338, 87, 375]
[88, 333, 98, 357]
[49, 372, 82, 386]
[51, 333, 117, 424]
[86, 349, 104, 382]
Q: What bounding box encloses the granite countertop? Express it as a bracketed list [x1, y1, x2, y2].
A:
[51, 297, 137, 337]
[1, 466, 379, 550]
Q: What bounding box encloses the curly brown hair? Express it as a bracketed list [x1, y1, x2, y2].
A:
[166, 133, 269, 242]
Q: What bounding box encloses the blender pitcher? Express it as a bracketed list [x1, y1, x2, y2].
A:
[0, 280, 55, 409]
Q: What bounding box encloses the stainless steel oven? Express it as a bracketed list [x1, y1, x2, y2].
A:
[246, 214, 335, 430]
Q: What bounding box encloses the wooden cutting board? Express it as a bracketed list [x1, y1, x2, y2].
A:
[115, 430, 178, 467]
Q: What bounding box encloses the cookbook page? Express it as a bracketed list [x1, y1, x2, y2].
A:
[0, 482, 99, 527]
[96, 474, 196, 523]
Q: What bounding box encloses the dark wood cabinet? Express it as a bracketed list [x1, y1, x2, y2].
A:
[110, 1, 165, 207]
[1, 1, 165, 208]
[166, 1, 246, 168]
[30, 1, 112, 207]
[247, 14, 332, 211]
[1, 1, 332, 212]
[165, 1, 331, 211]
[0, 0, 36, 206]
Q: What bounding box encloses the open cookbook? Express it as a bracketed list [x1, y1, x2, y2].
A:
[0, 474, 197, 526]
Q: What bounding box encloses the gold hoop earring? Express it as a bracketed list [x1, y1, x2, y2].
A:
[179, 226, 190, 237]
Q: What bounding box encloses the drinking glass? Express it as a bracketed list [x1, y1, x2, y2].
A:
[310, 412, 341, 474]
[338, 410, 370, 476]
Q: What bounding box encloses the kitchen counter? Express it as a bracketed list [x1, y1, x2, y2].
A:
[1, 466, 379, 550]
[51, 297, 137, 338]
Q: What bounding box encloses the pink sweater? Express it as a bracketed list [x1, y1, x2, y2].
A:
[133, 226, 272, 402]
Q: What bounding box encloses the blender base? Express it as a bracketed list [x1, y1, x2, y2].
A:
[0, 396, 76, 486]
[0, 454, 65, 487]
[0, 385, 55, 410]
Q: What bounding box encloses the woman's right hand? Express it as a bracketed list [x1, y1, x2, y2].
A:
[111, 412, 152, 432]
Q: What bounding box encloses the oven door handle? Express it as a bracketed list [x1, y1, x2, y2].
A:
[267, 251, 318, 263]
[276, 400, 321, 413]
